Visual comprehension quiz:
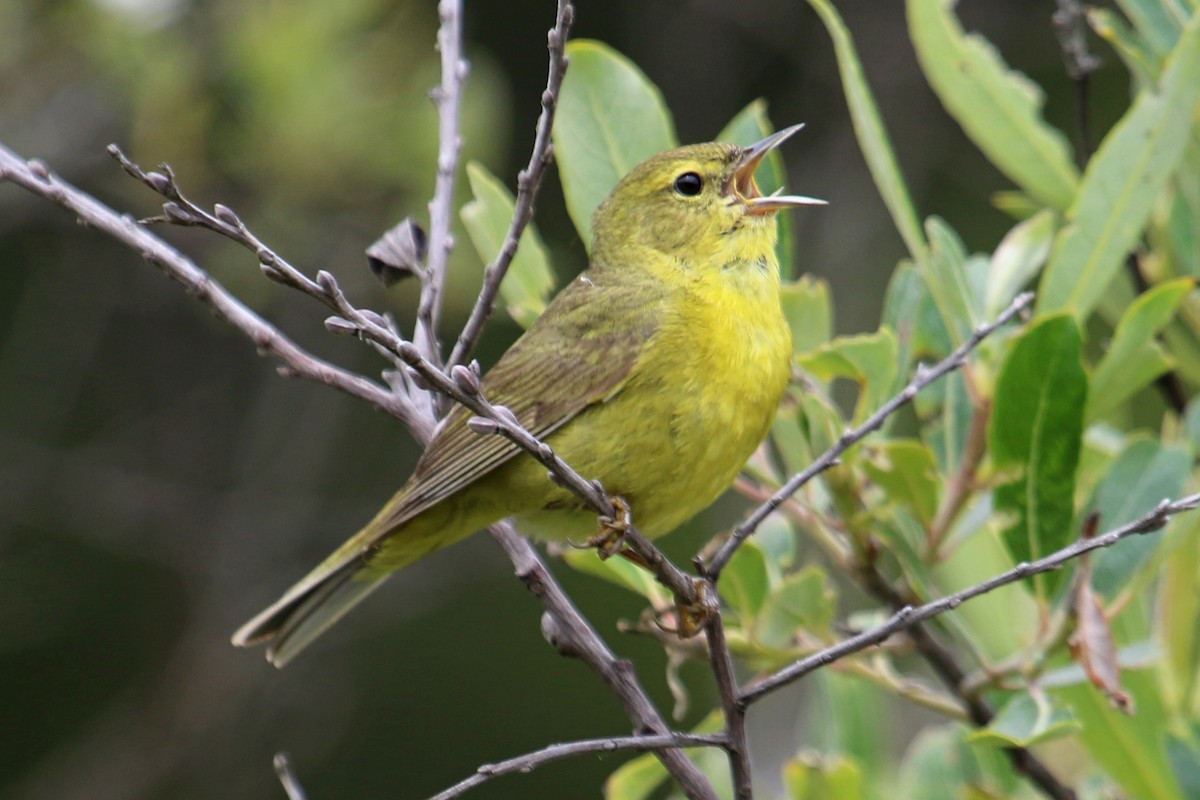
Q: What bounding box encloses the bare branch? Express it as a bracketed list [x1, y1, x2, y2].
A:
[447, 0, 575, 368]
[429, 731, 726, 800]
[704, 291, 1035, 579]
[702, 613, 751, 800]
[416, 0, 469, 364]
[0, 143, 433, 440]
[741, 491, 1200, 706]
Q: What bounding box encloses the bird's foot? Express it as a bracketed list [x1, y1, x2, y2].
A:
[586, 495, 633, 560]
[654, 578, 717, 639]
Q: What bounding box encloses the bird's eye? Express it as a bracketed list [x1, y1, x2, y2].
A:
[673, 172, 704, 197]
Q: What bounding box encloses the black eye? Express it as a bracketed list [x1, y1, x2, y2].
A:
[673, 172, 704, 196]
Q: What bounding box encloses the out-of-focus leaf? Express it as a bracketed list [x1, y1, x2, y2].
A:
[1055, 669, 1182, 800]
[921, 216, 977, 346]
[990, 315, 1087, 595]
[798, 328, 898, 423]
[783, 752, 864, 800]
[1037, 12, 1200, 318]
[755, 515, 798, 581]
[863, 440, 940, 525]
[967, 693, 1081, 747]
[908, 0, 1079, 210]
[1088, 438, 1191, 596]
[992, 190, 1042, 220]
[554, 40, 677, 247]
[1162, 513, 1200, 708]
[781, 276, 834, 357]
[604, 710, 723, 800]
[723, 540, 771, 623]
[717, 100, 797, 278]
[365, 216, 427, 285]
[1166, 727, 1200, 800]
[1164, 140, 1200, 278]
[1087, 278, 1193, 421]
[919, 370, 972, 477]
[1090, 7, 1164, 90]
[756, 566, 836, 649]
[460, 162, 555, 327]
[806, 0, 927, 261]
[561, 548, 669, 607]
[985, 210, 1056, 319]
[897, 727, 970, 800]
[1116, 0, 1184, 55]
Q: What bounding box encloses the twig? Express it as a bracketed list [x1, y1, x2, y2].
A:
[428, 731, 726, 800]
[1051, 0, 1100, 164]
[704, 292, 1035, 578]
[0, 145, 433, 441]
[927, 395, 990, 555]
[416, 0, 468, 364]
[273, 753, 308, 800]
[446, 0, 575, 369]
[740, 492, 1200, 706]
[703, 613, 752, 800]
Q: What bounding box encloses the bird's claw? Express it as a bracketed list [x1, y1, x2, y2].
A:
[587, 496, 633, 560]
[655, 578, 717, 639]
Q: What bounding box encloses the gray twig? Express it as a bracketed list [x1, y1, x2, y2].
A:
[273, 753, 308, 800]
[741, 492, 1200, 706]
[416, 0, 469, 365]
[446, 0, 575, 369]
[429, 730, 726, 800]
[704, 291, 1035, 579]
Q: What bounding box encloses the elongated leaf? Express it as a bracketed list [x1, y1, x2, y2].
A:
[756, 566, 835, 649]
[723, 540, 770, 623]
[1090, 7, 1164, 90]
[553, 40, 677, 247]
[1087, 278, 1194, 421]
[781, 276, 833, 357]
[459, 162, 555, 328]
[967, 693, 1081, 747]
[561, 548, 669, 607]
[990, 315, 1087, 594]
[717, 100, 797, 278]
[798, 328, 898, 423]
[1089, 438, 1191, 596]
[806, 0, 927, 260]
[1116, 0, 1185, 55]
[985, 210, 1056, 319]
[863, 440, 940, 525]
[908, 0, 1079, 210]
[921, 216, 976, 346]
[1038, 12, 1200, 318]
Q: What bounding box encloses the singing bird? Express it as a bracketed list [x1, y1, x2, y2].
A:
[233, 125, 824, 666]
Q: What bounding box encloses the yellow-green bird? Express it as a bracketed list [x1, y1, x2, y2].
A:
[233, 125, 823, 666]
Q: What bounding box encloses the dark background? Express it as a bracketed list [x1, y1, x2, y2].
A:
[0, 1, 1122, 798]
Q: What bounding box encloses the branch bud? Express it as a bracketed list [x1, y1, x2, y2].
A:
[324, 316, 359, 336]
[213, 203, 242, 227]
[146, 171, 172, 195]
[467, 416, 500, 435]
[162, 201, 190, 223]
[451, 364, 481, 394]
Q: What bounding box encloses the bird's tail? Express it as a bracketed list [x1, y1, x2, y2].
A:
[231, 554, 389, 668]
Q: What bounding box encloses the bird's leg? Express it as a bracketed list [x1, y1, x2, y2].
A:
[586, 495, 633, 559]
[654, 578, 717, 639]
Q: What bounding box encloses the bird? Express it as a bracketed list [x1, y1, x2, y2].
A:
[232, 124, 824, 667]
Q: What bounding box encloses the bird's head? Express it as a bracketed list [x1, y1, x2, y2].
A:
[590, 125, 824, 269]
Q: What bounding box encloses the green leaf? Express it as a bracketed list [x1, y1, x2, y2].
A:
[1087, 278, 1194, 421]
[882, 263, 953, 387]
[755, 566, 836, 649]
[908, 0, 1080, 210]
[553, 40, 677, 247]
[806, 0, 927, 261]
[717, 100, 797, 279]
[1116, 0, 1185, 55]
[1163, 139, 1200, 278]
[919, 370, 972, 477]
[1162, 512, 1200, 704]
[798, 328, 898, 423]
[781, 276, 834, 357]
[1167, 727, 1200, 799]
[921, 216, 977, 346]
[990, 315, 1087, 594]
[561, 548, 669, 607]
[897, 726, 972, 800]
[967, 693, 1081, 748]
[723, 540, 771, 623]
[459, 162, 555, 328]
[1090, 7, 1164, 90]
[783, 753, 865, 800]
[1088, 438, 1191, 596]
[863, 440, 940, 525]
[985, 210, 1056, 319]
[1037, 11, 1200, 318]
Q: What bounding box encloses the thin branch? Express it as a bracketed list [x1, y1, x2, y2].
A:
[740, 492, 1200, 706]
[705, 291, 1035, 579]
[927, 395, 990, 556]
[703, 612, 752, 800]
[0, 144, 433, 441]
[429, 731, 727, 800]
[416, 0, 468, 364]
[446, 0, 575, 368]
[273, 753, 308, 800]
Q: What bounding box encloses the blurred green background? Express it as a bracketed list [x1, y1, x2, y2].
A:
[0, 1, 1123, 798]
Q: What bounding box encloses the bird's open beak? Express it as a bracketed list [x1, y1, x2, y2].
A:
[732, 123, 827, 215]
